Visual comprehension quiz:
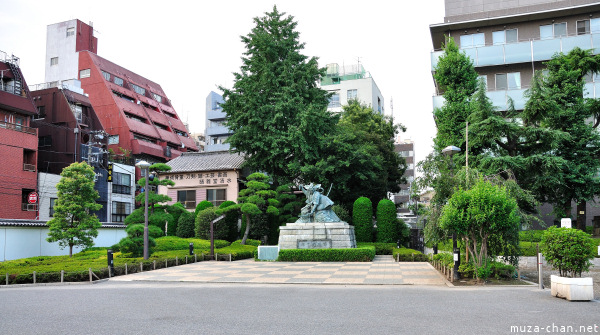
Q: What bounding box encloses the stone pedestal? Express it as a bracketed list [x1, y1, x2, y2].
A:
[278, 222, 357, 250]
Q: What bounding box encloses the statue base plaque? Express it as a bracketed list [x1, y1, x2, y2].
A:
[278, 222, 357, 250]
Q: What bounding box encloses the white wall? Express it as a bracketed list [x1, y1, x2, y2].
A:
[0, 226, 126, 261]
[37, 172, 61, 221]
[324, 77, 384, 114]
[45, 19, 79, 84]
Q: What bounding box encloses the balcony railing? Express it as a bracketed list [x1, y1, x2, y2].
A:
[0, 121, 36, 135]
[431, 32, 600, 70]
[23, 164, 35, 172]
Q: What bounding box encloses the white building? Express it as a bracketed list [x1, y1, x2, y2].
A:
[320, 63, 384, 114]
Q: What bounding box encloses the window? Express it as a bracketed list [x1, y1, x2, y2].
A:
[540, 23, 567, 39]
[124, 112, 146, 123]
[492, 29, 518, 45]
[155, 123, 169, 131]
[15, 117, 23, 131]
[66, 27, 75, 37]
[49, 198, 57, 217]
[108, 135, 119, 145]
[347, 89, 357, 100]
[133, 133, 156, 144]
[50, 57, 58, 66]
[577, 18, 600, 35]
[460, 33, 485, 48]
[328, 92, 340, 108]
[131, 84, 146, 96]
[71, 104, 83, 123]
[175, 130, 187, 137]
[114, 76, 124, 87]
[80, 69, 91, 79]
[36, 106, 46, 119]
[177, 190, 196, 209]
[102, 71, 110, 81]
[38, 135, 52, 147]
[113, 172, 131, 194]
[207, 189, 226, 207]
[152, 93, 162, 103]
[112, 202, 131, 222]
[496, 72, 521, 90]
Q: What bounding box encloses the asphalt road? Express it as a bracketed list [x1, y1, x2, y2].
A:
[1, 282, 598, 334]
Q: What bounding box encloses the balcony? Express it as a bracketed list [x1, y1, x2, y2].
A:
[0, 121, 36, 135]
[206, 108, 226, 121]
[206, 125, 232, 137]
[431, 32, 600, 70]
[433, 82, 599, 111]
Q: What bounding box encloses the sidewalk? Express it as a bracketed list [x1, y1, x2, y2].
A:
[110, 255, 447, 285]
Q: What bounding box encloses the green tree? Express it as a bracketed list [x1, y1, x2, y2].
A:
[219, 6, 336, 184]
[176, 210, 195, 238]
[533, 48, 600, 229]
[218, 173, 279, 245]
[219, 201, 240, 242]
[46, 162, 102, 257]
[302, 100, 406, 208]
[119, 224, 163, 257]
[352, 197, 373, 242]
[166, 202, 187, 236]
[375, 199, 398, 243]
[194, 200, 214, 218]
[125, 163, 174, 234]
[541, 226, 596, 277]
[439, 179, 520, 278]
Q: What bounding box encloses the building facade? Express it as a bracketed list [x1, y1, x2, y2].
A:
[158, 151, 246, 210]
[430, 0, 600, 227]
[321, 63, 384, 114]
[0, 51, 39, 219]
[43, 19, 198, 166]
[204, 91, 230, 152]
[393, 139, 415, 207]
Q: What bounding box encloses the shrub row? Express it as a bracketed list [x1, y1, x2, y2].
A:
[392, 247, 428, 262]
[277, 246, 375, 262]
[357, 242, 396, 255]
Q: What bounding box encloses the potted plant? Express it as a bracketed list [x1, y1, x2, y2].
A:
[541, 226, 596, 301]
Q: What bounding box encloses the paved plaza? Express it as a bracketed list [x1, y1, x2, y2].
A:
[110, 255, 447, 285]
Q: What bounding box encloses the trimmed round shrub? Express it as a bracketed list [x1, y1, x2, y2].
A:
[541, 226, 596, 277]
[353, 197, 373, 242]
[376, 199, 398, 243]
[219, 201, 239, 242]
[332, 204, 351, 224]
[167, 202, 187, 236]
[176, 210, 195, 238]
[194, 200, 214, 218]
[119, 224, 164, 257]
[195, 206, 234, 241]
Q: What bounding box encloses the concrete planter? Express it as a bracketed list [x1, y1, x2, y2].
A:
[550, 275, 593, 301]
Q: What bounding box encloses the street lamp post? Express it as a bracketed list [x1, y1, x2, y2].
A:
[136, 160, 151, 260]
[442, 145, 461, 281]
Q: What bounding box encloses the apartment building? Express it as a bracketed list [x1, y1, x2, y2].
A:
[204, 91, 230, 152]
[393, 139, 415, 207]
[321, 63, 384, 114]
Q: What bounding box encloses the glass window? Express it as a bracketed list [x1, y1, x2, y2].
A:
[152, 93, 162, 103]
[101, 71, 110, 81]
[71, 104, 82, 123]
[108, 135, 119, 145]
[207, 189, 226, 207]
[50, 57, 58, 66]
[80, 69, 91, 79]
[328, 92, 340, 108]
[460, 33, 485, 48]
[496, 72, 521, 90]
[177, 190, 196, 209]
[113, 172, 131, 194]
[506, 29, 518, 43]
[592, 18, 600, 33]
[578, 20, 591, 35]
[540, 23, 567, 39]
[131, 84, 146, 96]
[114, 76, 124, 87]
[347, 89, 357, 100]
[492, 31, 505, 45]
[493, 30, 516, 45]
[112, 202, 131, 222]
[66, 27, 75, 37]
[49, 198, 57, 217]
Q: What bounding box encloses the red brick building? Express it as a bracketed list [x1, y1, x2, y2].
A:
[0, 52, 39, 219]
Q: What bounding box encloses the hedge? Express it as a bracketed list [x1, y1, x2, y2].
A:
[357, 242, 396, 255]
[194, 200, 214, 218]
[277, 246, 375, 262]
[376, 199, 398, 243]
[353, 197, 373, 242]
[392, 247, 428, 262]
[153, 236, 229, 252]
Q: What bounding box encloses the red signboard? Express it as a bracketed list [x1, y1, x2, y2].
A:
[28, 192, 38, 204]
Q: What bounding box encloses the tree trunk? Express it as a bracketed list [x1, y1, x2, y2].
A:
[576, 201, 587, 231]
[69, 244, 73, 258]
[241, 215, 251, 245]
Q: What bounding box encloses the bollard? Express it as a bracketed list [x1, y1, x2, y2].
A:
[538, 252, 544, 290]
[176, 257, 178, 266]
[153, 260, 156, 270]
[61, 270, 64, 283]
[89, 268, 92, 282]
[140, 262, 143, 272]
[33, 271, 36, 284]
[185, 256, 188, 264]
[189, 242, 194, 256]
[165, 259, 168, 268]
[5, 273, 8, 285]
[108, 266, 111, 278]
[107, 249, 115, 277]
[125, 263, 128, 275]
[229, 254, 232, 262]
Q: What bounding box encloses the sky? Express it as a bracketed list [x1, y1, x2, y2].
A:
[0, 0, 445, 166]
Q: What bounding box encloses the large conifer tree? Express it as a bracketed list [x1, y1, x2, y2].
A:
[219, 6, 336, 184]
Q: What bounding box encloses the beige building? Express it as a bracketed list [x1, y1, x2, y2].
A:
[158, 151, 245, 210]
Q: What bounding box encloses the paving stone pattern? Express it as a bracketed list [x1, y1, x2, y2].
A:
[110, 255, 447, 285]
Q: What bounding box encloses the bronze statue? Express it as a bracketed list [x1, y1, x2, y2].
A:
[296, 183, 341, 223]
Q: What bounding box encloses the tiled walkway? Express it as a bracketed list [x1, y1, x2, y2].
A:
[110, 255, 447, 285]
